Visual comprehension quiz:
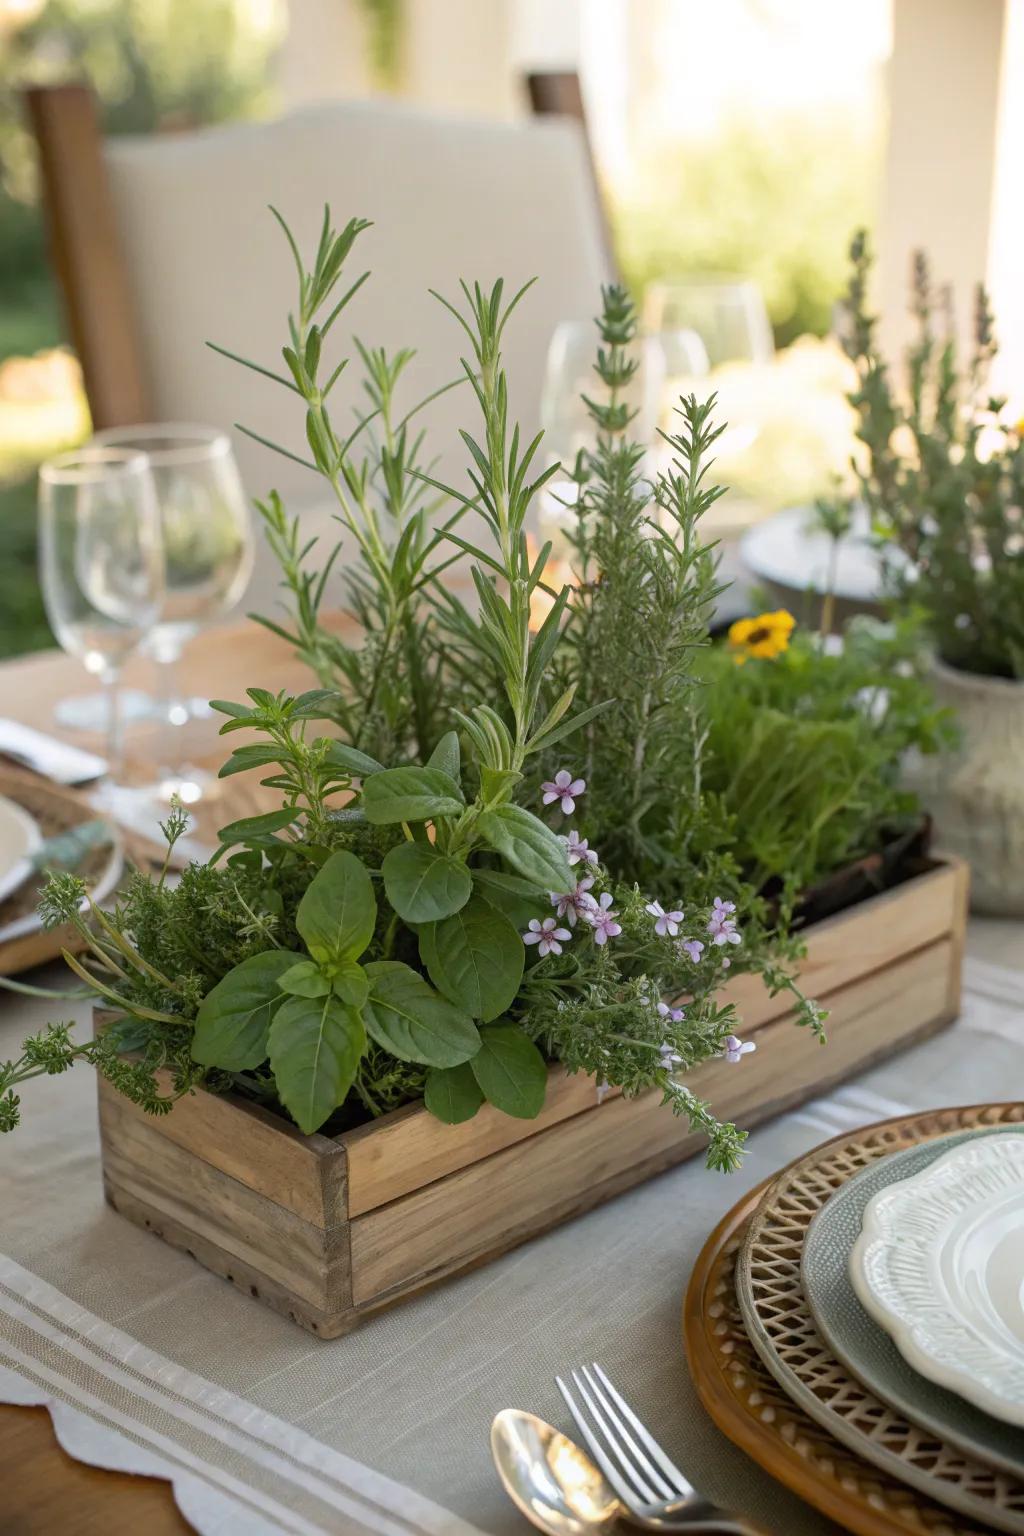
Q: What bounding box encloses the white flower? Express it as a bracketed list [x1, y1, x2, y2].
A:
[646, 899, 684, 938]
[522, 916, 572, 958]
[722, 1034, 756, 1065]
[542, 769, 586, 816]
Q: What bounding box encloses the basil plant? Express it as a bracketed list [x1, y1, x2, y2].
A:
[191, 713, 572, 1134]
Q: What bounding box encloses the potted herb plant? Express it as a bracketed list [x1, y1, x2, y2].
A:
[841, 231, 1024, 914]
[0, 213, 966, 1335]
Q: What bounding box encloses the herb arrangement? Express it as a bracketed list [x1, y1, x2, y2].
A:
[1, 211, 841, 1172]
[842, 230, 1024, 680]
[702, 609, 948, 899]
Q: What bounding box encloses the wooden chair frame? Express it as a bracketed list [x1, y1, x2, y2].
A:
[24, 83, 150, 430]
[525, 68, 619, 279]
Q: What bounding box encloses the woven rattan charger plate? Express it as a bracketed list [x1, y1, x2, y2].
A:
[0, 765, 123, 974]
[684, 1104, 1024, 1536]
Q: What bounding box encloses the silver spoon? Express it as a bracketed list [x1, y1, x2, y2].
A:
[491, 1409, 761, 1534]
[491, 1408, 619, 1534]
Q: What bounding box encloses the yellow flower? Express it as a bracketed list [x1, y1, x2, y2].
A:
[727, 609, 796, 664]
[1015, 415, 1024, 438]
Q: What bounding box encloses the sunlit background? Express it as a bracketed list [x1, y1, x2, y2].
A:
[1, 0, 1020, 658]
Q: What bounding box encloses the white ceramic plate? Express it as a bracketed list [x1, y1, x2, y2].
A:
[851, 1134, 1024, 1427]
[0, 794, 42, 906]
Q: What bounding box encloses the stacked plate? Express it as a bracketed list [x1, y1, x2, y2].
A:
[686, 1105, 1024, 1536]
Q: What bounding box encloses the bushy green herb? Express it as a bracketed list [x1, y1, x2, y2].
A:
[702, 614, 950, 896]
[842, 230, 1024, 679]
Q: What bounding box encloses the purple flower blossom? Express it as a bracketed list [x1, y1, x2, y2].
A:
[659, 1043, 683, 1071]
[657, 1000, 685, 1024]
[722, 1034, 756, 1064]
[707, 897, 741, 947]
[523, 916, 572, 958]
[646, 899, 684, 938]
[542, 768, 586, 815]
[680, 938, 705, 964]
[585, 891, 622, 945]
[595, 1079, 612, 1105]
[550, 877, 597, 927]
[561, 829, 598, 867]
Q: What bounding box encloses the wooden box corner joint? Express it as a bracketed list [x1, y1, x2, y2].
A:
[97, 857, 969, 1338]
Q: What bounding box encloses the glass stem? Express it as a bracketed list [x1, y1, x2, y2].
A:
[102, 670, 124, 779]
[157, 652, 186, 779]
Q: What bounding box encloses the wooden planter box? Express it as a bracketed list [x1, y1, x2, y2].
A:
[97, 856, 968, 1338]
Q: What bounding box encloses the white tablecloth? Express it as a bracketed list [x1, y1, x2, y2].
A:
[2, 922, 1022, 1536]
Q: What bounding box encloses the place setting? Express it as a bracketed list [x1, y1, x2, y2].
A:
[685, 1104, 1024, 1536]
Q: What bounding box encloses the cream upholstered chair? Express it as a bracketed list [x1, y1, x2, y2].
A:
[29, 90, 611, 610]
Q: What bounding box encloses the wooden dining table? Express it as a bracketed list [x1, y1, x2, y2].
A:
[0, 613, 338, 1534]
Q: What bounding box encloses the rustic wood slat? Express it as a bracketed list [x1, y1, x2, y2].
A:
[347, 936, 954, 1309]
[721, 860, 958, 1028]
[344, 1065, 620, 1217]
[98, 1089, 351, 1316]
[98, 1047, 345, 1229]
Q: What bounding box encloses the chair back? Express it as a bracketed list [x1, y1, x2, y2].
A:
[104, 99, 608, 502]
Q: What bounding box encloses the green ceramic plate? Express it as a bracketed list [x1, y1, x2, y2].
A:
[802, 1127, 1024, 1481]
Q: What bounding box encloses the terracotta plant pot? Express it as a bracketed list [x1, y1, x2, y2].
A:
[906, 655, 1024, 916]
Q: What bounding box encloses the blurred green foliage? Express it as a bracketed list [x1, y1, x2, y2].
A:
[614, 111, 880, 346]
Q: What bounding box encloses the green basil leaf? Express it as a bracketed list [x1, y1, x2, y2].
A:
[267, 993, 366, 1135]
[362, 960, 480, 1066]
[382, 842, 472, 923]
[210, 698, 252, 720]
[296, 850, 376, 964]
[476, 805, 573, 894]
[425, 729, 461, 782]
[473, 868, 550, 928]
[332, 960, 369, 1009]
[191, 950, 304, 1070]
[470, 1022, 548, 1119]
[322, 740, 385, 777]
[361, 766, 465, 825]
[418, 898, 524, 1022]
[276, 959, 330, 998]
[424, 1062, 484, 1124]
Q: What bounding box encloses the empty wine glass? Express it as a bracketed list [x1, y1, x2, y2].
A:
[38, 447, 164, 778]
[643, 277, 775, 370]
[91, 424, 254, 802]
[540, 318, 668, 469]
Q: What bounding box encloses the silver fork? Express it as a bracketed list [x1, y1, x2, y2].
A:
[556, 1363, 760, 1534]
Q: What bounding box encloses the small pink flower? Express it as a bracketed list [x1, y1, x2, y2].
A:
[523, 916, 572, 957]
[707, 897, 741, 947]
[722, 1034, 756, 1064]
[550, 877, 597, 926]
[680, 938, 705, 964]
[586, 891, 621, 945]
[542, 769, 586, 815]
[657, 1000, 685, 1024]
[646, 899, 684, 938]
[561, 829, 598, 867]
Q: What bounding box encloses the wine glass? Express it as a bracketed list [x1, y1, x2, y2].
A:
[540, 319, 668, 469]
[91, 424, 254, 802]
[642, 277, 775, 370]
[38, 447, 164, 779]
